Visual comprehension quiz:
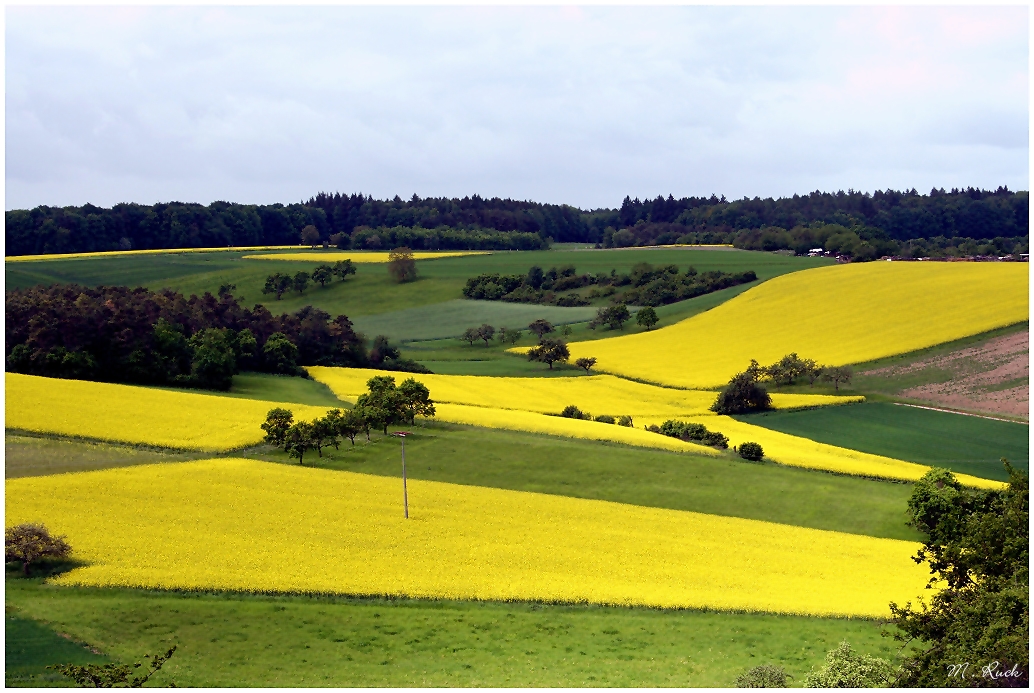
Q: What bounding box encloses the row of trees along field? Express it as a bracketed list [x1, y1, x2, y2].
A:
[463, 263, 757, 307]
[6, 187, 1026, 258]
[261, 376, 434, 465]
[5, 285, 425, 390]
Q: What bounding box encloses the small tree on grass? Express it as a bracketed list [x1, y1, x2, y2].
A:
[636, 306, 659, 330]
[821, 365, 853, 391]
[528, 337, 569, 370]
[528, 319, 555, 339]
[477, 324, 495, 345]
[462, 327, 480, 346]
[735, 663, 790, 688]
[311, 415, 339, 457]
[262, 272, 292, 300]
[51, 646, 177, 688]
[338, 409, 364, 445]
[589, 304, 631, 330]
[284, 421, 316, 465]
[738, 442, 764, 461]
[388, 247, 418, 283]
[711, 371, 773, 414]
[398, 378, 435, 424]
[292, 271, 310, 295]
[311, 264, 333, 288]
[6, 523, 71, 576]
[261, 408, 294, 446]
[497, 327, 522, 345]
[332, 259, 356, 281]
[575, 356, 597, 373]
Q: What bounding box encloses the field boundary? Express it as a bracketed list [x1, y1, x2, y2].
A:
[891, 402, 1029, 425]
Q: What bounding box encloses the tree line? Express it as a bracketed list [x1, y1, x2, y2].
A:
[5, 284, 425, 390]
[463, 263, 757, 308]
[710, 354, 854, 415]
[7, 187, 1025, 257]
[261, 375, 434, 465]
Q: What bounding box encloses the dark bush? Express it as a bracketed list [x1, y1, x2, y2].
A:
[738, 442, 764, 461]
[560, 405, 587, 419]
[657, 420, 729, 448]
[711, 373, 773, 414]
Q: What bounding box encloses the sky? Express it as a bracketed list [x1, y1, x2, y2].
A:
[5, 4, 1029, 211]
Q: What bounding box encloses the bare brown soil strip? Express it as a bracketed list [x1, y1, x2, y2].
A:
[868, 331, 1029, 419]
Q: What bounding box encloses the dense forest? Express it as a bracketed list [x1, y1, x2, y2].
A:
[5, 187, 1028, 260]
[5, 285, 423, 390]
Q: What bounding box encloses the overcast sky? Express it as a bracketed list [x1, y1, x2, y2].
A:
[5, 4, 1029, 211]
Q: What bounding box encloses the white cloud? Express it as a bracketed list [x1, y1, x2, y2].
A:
[5, 5, 1028, 209]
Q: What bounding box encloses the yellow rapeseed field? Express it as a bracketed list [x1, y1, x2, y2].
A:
[561, 262, 1029, 389]
[307, 367, 860, 419]
[242, 251, 490, 263]
[6, 458, 932, 617]
[5, 373, 332, 451]
[5, 245, 303, 262]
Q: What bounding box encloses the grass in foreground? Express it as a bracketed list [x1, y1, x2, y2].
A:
[739, 402, 1028, 482]
[5, 573, 902, 687]
[6, 608, 111, 688]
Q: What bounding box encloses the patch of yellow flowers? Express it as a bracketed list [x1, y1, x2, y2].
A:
[242, 251, 490, 263]
[5, 373, 331, 451]
[6, 458, 932, 617]
[5, 245, 303, 262]
[562, 262, 1029, 389]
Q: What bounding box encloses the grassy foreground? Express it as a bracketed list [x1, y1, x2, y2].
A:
[6, 573, 900, 688]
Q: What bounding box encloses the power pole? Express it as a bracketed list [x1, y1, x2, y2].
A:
[393, 431, 410, 518]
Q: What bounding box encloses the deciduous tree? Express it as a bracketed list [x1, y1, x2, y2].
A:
[636, 306, 659, 330]
[262, 273, 292, 300]
[528, 337, 570, 370]
[528, 319, 554, 339]
[311, 264, 333, 287]
[5, 523, 71, 576]
[388, 247, 418, 283]
[261, 407, 294, 446]
[300, 225, 321, 247]
[575, 356, 597, 373]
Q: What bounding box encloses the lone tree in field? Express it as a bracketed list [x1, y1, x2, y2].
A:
[461, 327, 480, 346]
[711, 371, 773, 414]
[477, 324, 495, 345]
[636, 306, 659, 330]
[311, 264, 333, 288]
[262, 272, 292, 300]
[388, 247, 418, 283]
[528, 319, 555, 339]
[821, 365, 853, 391]
[575, 356, 597, 373]
[6, 523, 71, 576]
[332, 259, 356, 281]
[528, 337, 570, 370]
[300, 225, 321, 247]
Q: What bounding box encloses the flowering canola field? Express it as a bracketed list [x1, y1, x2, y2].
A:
[6, 458, 931, 617]
[307, 367, 859, 419]
[242, 251, 490, 263]
[561, 262, 1029, 389]
[306, 366, 1009, 485]
[6, 373, 331, 452]
[5, 245, 303, 262]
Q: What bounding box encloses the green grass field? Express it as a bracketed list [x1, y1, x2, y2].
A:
[6, 608, 112, 688]
[738, 402, 1028, 482]
[5, 574, 902, 688]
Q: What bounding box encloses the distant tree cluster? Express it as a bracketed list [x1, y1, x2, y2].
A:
[5, 284, 425, 390]
[6, 187, 1026, 257]
[463, 263, 756, 309]
[261, 376, 435, 464]
[711, 354, 855, 415]
[262, 260, 356, 299]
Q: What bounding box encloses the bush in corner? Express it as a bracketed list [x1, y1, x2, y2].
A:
[735, 663, 790, 688]
[738, 442, 764, 461]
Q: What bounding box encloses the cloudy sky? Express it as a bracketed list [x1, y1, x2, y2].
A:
[5, 4, 1029, 211]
